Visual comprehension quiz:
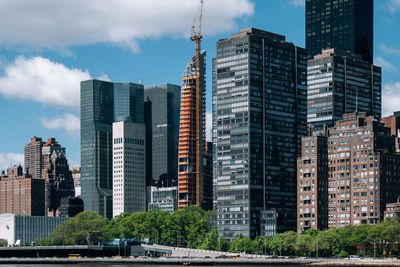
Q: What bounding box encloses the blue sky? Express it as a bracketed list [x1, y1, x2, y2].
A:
[0, 0, 400, 171]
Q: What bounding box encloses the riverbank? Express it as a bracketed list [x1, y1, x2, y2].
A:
[1, 257, 400, 266]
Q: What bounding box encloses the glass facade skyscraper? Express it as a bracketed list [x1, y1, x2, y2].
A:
[214, 28, 307, 240]
[306, 0, 373, 63]
[80, 79, 144, 218]
[307, 49, 381, 131]
[144, 84, 181, 186]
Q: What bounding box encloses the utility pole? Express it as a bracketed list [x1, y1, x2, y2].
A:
[374, 240, 376, 259]
[316, 240, 319, 258]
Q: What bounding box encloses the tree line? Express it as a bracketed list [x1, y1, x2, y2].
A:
[39, 207, 400, 257]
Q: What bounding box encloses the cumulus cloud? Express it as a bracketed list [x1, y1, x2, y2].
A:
[0, 152, 24, 172]
[40, 113, 80, 138]
[374, 56, 398, 72]
[383, 82, 400, 116]
[384, 0, 400, 13]
[289, 0, 305, 7]
[0, 56, 91, 111]
[379, 44, 400, 55]
[0, 0, 254, 53]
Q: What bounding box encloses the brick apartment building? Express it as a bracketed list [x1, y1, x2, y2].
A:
[298, 112, 400, 232]
[0, 166, 45, 216]
[297, 135, 328, 232]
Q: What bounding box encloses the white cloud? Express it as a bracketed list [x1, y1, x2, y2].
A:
[383, 82, 400, 116]
[206, 112, 212, 142]
[97, 73, 112, 82]
[0, 152, 24, 172]
[40, 113, 80, 138]
[374, 56, 398, 72]
[0, 56, 91, 112]
[379, 44, 400, 55]
[385, 0, 400, 13]
[0, 0, 254, 53]
[289, 0, 305, 7]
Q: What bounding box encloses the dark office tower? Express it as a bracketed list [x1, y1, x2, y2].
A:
[81, 80, 114, 218]
[144, 84, 181, 186]
[307, 49, 381, 131]
[306, 0, 373, 63]
[114, 82, 144, 123]
[24, 136, 43, 179]
[202, 141, 213, 211]
[80, 79, 144, 218]
[215, 28, 307, 240]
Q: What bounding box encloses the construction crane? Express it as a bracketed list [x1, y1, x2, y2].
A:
[191, 0, 203, 206]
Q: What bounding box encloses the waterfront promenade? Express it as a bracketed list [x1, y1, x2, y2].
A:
[2, 257, 400, 266]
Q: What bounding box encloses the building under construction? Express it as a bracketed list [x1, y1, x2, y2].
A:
[177, 0, 212, 210]
[178, 50, 207, 210]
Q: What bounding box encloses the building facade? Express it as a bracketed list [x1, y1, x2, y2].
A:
[297, 135, 329, 232]
[307, 49, 381, 131]
[384, 199, 400, 220]
[147, 186, 178, 213]
[178, 51, 206, 209]
[41, 138, 75, 216]
[80, 79, 144, 218]
[112, 121, 146, 217]
[24, 136, 43, 179]
[297, 113, 400, 232]
[306, 0, 373, 63]
[215, 28, 307, 240]
[0, 166, 45, 216]
[58, 196, 84, 217]
[0, 214, 67, 246]
[144, 84, 181, 187]
[382, 112, 400, 152]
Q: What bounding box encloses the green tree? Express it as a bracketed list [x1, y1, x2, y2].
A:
[43, 211, 109, 245]
[217, 237, 230, 252]
[296, 229, 319, 256]
[199, 228, 219, 250]
[0, 239, 7, 247]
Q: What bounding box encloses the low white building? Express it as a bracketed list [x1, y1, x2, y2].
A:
[0, 214, 67, 245]
[112, 121, 146, 217]
[148, 186, 178, 213]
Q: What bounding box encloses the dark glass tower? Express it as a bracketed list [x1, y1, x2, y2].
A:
[144, 84, 181, 186]
[307, 49, 381, 131]
[80, 79, 144, 218]
[215, 28, 307, 240]
[306, 0, 373, 63]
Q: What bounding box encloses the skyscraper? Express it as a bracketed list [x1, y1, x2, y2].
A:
[112, 121, 146, 217]
[215, 28, 307, 240]
[80, 79, 144, 218]
[306, 0, 373, 63]
[24, 137, 43, 179]
[144, 84, 181, 186]
[178, 51, 206, 209]
[24, 137, 74, 216]
[307, 49, 381, 131]
[41, 138, 75, 216]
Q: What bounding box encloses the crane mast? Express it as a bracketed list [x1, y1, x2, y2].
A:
[191, 0, 203, 206]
